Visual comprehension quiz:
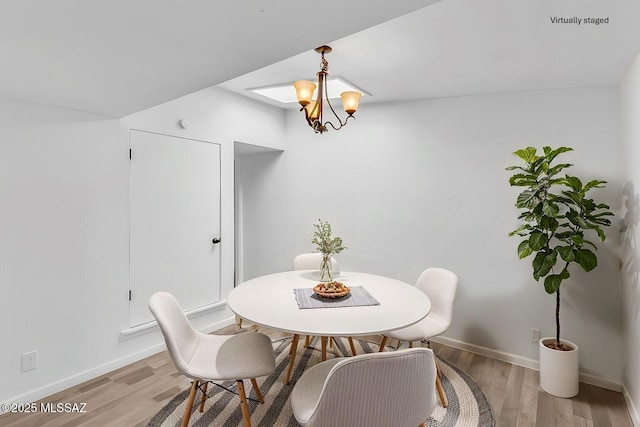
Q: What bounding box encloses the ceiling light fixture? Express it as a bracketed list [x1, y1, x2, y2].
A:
[293, 46, 362, 134]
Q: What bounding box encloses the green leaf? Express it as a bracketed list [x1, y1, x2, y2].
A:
[547, 163, 573, 178]
[518, 240, 533, 259]
[542, 202, 560, 217]
[583, 179, 607, 192]
[595, 203, 612, 211]
[539, 215, 559, 232]
[561, 190, 582, 205]
[518, 212, 536, 222]
[566, 210, 589, 228]
[516, 190, 538, 209]
[532, 202, 544, 215]
[575, 249, 598, 272]
[544, 146, 573, 163]
[544, 274, 563, 294]
[533, 251, 557, 280]
[529, 232, 548, 251]
[509, 173, 538, 186]
[558, 246, 575, 262]
[554, 231, 573, 240]
[570, 234, 584, 246]
[565, 175, 583, 192]
[513, 147, 538, 164]
[554, 196, 574, 205]
[543, 268, 569, 293]
[509, 224, 531, 237]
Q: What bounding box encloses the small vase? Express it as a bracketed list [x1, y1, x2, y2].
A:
[319, 254, 333, 282]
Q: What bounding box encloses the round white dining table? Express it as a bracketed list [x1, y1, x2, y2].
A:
[228, 270, 431, 383]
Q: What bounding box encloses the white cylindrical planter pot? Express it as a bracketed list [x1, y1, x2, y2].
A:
[539, 337, 579, 398]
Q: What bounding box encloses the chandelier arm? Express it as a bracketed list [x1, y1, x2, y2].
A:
[323, 97, 344, 126]
[323, 120, 342, 131]
[324, 115, 355, 131]
[300, 105, 318, 129]
[321, 77, 347, 131]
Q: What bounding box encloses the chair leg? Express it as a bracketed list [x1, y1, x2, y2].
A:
[348, 337, 357, 356]
[250, 378, 265, 404]
[436, 375, 447, 407]
[198, 381, 208, 412]
[237, 380, 252, 427]
[236, 316, 243, 329]
[435, 359, 447, 408]
[181, 380, 199, 427]
[379, 336, 388, 352]
[408, 341, 413, 348]
[284, 334, 300, 384]
[304, 335, 311, 347]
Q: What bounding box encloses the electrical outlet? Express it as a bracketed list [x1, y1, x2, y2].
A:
[22, 351, 38, 372]
[531, 329, 540, 342]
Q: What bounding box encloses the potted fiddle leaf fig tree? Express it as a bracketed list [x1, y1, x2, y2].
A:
[506, 146, 613, 398]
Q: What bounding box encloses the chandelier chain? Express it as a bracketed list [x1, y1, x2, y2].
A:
[320, 53, 329, 73]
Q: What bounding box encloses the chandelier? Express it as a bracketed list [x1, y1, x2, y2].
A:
[293, 46, 362, 134]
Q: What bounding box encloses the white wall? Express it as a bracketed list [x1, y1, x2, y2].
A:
[620, 51, 640, 425]
[0, 87, 284, 405]
[237, 86, 623, 385]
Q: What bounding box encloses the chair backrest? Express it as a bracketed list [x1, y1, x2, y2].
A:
[148, 291, 199, 377]
[293, 253, 338, 271]
[307, 348, 437, 427]
[416, 267, 459, 330]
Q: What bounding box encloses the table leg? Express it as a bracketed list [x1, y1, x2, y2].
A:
[321, 336, 328, 361]
[284, 334, 300, 385]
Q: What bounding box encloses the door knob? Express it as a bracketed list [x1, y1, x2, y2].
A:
[212, 237, 221, 244]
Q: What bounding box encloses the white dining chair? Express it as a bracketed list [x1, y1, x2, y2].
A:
[378, 267, 458, 408]
[292, 253, 356, 358]
[290, 347, 437, 427]
[149, 291, 276, 427]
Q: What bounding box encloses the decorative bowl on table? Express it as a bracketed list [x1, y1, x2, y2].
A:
[313, 281, 351, 299]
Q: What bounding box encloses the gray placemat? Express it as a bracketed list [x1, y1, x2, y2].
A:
[293, 286, 380, 309]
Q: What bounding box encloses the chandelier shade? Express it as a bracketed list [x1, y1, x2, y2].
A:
[293, 80, 316, 107]
[340, 91, 361, 115]
[293, 45, 362, 134]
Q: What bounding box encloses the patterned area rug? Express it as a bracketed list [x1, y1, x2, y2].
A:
[147, 337, 494, 426]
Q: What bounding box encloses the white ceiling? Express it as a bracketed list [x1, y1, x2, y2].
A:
[1, 0, 638, 118]
[0, 0, 437, 118]
[221, 0, 640, 109]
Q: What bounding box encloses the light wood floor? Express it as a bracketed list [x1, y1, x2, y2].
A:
[0, 323, 633, 427]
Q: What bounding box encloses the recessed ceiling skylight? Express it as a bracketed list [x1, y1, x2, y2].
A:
[249, 78, 368, 104]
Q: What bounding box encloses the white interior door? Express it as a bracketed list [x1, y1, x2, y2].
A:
[129, 130, 221, 327]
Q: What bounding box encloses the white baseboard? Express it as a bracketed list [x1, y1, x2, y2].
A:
[431, 336, 623, 392]
[3, 316, 236, 410]
[623, 386, 640, 427]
